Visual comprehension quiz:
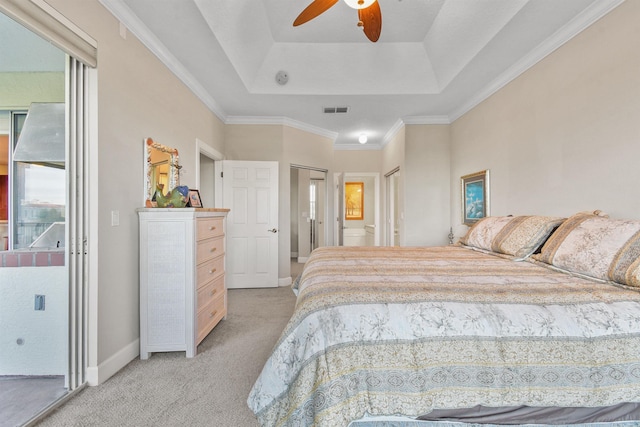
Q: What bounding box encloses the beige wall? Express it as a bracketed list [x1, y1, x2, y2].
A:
[449, 0, 640, 239]
[404, 125, 450, 246]
[333, 149, 382, 173]
[47, 0, 225, 380]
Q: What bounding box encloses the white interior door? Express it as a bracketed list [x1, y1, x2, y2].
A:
[222, 160, 279, 288]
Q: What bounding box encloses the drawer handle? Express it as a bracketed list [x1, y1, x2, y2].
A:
[209, 310, 217, 319]
[209, 289, 217, 297]
[209, 268, 217, 274]
[210, 247, 217, 253]
[209, 226, 216, 231]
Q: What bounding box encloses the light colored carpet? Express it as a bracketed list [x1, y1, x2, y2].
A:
[35, 286, 296, 427]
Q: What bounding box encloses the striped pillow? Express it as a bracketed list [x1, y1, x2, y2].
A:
[460, 215, 565, 259]
[535, 213, 640, 287]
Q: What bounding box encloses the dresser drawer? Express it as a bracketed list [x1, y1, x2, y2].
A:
[197, 275, 224, 312]
[197, 217, 224, 241]
[196, 236, 224, 265]
[196, 292, 226, 344]
[196, 255, 224, 288]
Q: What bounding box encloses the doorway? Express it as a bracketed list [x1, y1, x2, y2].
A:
[196, 138, 223, 208]
[0, 8, 95, 426]
[385, 168, 400, 246]
[290, 165, 327, 263]
[334, 172, 380, 246]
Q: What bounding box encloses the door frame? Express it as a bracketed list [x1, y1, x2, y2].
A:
[290, 164, 329, 257]
[195, 138, 223, 208]
[334, 172, 381, 246]
[385, 167, 400, 246]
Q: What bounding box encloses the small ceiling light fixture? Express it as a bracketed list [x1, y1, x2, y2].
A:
[275, 70, 289, 85]
[358, 134, 368, 144]
[344, 0, 377, 10]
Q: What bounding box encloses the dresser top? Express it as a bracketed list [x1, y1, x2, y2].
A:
[137, 208, 230, 213]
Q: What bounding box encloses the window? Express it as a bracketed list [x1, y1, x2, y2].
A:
[2, 111, 66, 249]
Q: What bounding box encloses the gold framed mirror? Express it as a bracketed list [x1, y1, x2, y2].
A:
[144, 137, 180, 206]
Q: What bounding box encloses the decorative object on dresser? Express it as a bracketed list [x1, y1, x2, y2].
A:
[144, 137, 181, 207]
[187, 189, 203, 208]
[138, 208, 229, 359]
[154, 184, 189, 208]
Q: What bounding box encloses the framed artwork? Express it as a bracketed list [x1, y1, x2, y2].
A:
[345, 182, 364, 220]
[461, 170, 490, 225]
[187, 189, 202, 208]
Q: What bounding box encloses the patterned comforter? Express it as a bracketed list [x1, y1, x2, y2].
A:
[247, 246, 640, 426]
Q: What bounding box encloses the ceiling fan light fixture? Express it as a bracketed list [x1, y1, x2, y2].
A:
[344, 0, 376, 10]
[358, 134, 368, 144]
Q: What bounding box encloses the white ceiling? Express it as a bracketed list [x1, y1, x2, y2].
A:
[99, 0, 623, 149]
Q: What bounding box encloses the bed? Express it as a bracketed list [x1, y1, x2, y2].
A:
[248, 212, 640, 426]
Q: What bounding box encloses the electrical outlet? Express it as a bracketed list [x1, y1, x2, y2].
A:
[35, 295, 45, 311]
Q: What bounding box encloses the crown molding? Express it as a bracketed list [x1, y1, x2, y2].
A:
[333, 143, 385, 151]
[98, 0, 227, 122]
[225, 116, 339, 141]
[403, 116, 451, 125]
[380, 118, 405, 148]
[448, 0, 625, 122]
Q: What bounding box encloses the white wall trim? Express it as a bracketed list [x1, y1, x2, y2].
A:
[403, 115, 451, 125]
[296, 256, 309, 264]
[195, 137, 224, 195]
[448, 0, 625, 122]
[86, 339, 139, 386]
[226, 115, 339, 141]
[98, 0, 227, 121]
[381, 118, 405, 148]
[279, 276, 292, 287]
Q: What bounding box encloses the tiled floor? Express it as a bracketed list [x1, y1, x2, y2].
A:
[0, 376, 67, 427]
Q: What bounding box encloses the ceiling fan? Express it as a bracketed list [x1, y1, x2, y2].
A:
[293, 0, 382, 42]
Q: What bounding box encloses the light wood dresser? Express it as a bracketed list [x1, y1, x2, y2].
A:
[137, 208, 229, 359]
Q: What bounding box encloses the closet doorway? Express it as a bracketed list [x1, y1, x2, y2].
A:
[290, 165, 327, 263]
[385, 167, 400, 246]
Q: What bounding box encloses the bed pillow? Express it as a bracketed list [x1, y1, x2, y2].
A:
[460, 215, 565, 259]
[535, 213, 640, 287]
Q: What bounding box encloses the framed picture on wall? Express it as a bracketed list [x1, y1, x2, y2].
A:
[461, 170, 490, 225]
[187, 189, 203, 208]
[345, 182, 364, 220]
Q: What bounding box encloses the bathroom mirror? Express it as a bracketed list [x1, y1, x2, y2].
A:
[144, 137, 180, 206]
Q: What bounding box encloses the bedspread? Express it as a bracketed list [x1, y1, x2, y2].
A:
[247, 246, 640, 426]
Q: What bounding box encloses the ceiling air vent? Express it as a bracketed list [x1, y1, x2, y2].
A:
[323, 106, 349, 114]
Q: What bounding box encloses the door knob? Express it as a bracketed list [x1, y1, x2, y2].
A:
[268, 228, 278, 233]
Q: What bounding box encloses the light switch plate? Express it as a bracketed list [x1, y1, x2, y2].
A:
[111, 210, 120, 226]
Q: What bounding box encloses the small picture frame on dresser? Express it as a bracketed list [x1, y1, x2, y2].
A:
[187, 189, 202, 208]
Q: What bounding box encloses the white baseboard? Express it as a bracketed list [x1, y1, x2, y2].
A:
[279, 276, 292, 287]
[86, 338, 139, 386]
[297, 256, 308, 263]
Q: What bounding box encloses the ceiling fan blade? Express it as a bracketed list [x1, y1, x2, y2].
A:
[358, 1, 382, 42]
[293, 0, 340, 26]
